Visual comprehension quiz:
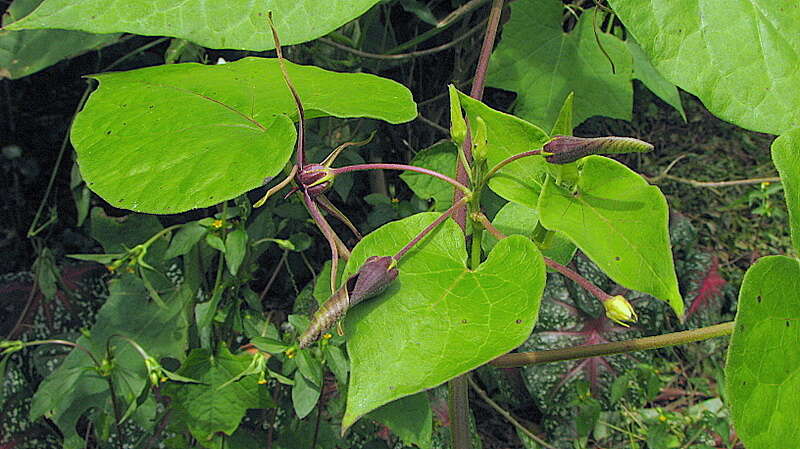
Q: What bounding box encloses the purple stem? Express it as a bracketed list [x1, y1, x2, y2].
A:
[544, 258, 612, 302]
[332, 163, 471, 194]
[302, 192, 340, 294]
[393, 197, 469, 261]
[484, 149, 543, 181]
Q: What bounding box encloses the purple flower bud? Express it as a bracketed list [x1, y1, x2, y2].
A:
[544, 135, 653, 164]
[346, 256, 399, 306]
[296, 163, 334, 197]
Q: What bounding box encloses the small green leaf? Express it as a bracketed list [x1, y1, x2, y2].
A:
[224, 228, 248, 276]
[368, 393, 432, 449]
[292, 371, 321, 419]
[458, 93, 550, 209]
[342, 213, 546, 430]
[250, 337, 288, 355]
[71, 58, 416, 214]
[400, 141, 458, 211]
[5, 0, 382, 51]
[324, 345, 349, 385]
[31, 276, 193, 449]
[295, 349, 323, 387]
[538, 156, 682, 316]
[770, 129, 800, 253]
[482, 202, 576, 268]
[164, 222, 207, 259]
[162, 346, 273, 443]
[487, 1, 632, 129]
[205, 234, 226, 253]
[726, 256, 800, 449]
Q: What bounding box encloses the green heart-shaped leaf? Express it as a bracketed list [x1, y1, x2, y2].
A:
[5, 0, 381, 51]
[538, 156, 682, 316]
[487, 0, 633, 130]
[726, 255, 800, 449]
[71, 57, 416, 213]
[341, 213, 546, 429]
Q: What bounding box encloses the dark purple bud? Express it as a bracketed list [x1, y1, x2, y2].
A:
[544, 135, 654, 164]
[345, 256, 399, 306]
[297, 163, 334, 197]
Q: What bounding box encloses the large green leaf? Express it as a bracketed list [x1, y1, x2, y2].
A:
[538, 156, 682, 316]
[771, 129, 800, 253]
[4, 0, 381, 51]
[487, 0, 633, 130]
[30, 276, 193, 449]
[71, 57, 416, 214]
[0, 0, 120, 79]
[458, 93, 550, 209]
[726, 256, 800, 449]
[162, 346, 274, 444]
[341, 213, 546, 429]
[608, 0, 800, 135]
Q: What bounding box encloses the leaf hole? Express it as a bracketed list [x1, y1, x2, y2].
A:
[515, 319, 522, 324]
[614, 256, 620, 261]
[757, 295, 762, 303]
[461, 319, 468, 324]
[106, 130, 112, 135]
[787, 321, 791, 327]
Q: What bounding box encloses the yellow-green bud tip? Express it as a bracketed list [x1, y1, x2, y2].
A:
[603, 295, 637, 327]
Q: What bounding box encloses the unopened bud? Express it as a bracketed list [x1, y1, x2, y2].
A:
[346, 256, 399, 306]
[544, 135, 653, 164]
[603, 295, 638, 327]
[472, 116, 489, 163]
[449, 85, 467, 146]
[297, 164, 334, 197]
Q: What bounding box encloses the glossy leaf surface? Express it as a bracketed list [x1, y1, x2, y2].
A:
[341, 213, 546, 429]
[0, 0, 120, 79]
[726, 256, 800, 449]
[609, 0, 800, 134]
[538, 156, 682, 315]
[162, 346, 274, 443]
[487, 1, 632, 129]
[5, 0, 381, 51]
[71, 57, 416, 213]
[458, 93, 550, 209]
[771, 128, 800, 253]
[30, 276, 193, 449]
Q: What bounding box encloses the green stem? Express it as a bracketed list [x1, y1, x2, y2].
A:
[490, 322, 734, 368]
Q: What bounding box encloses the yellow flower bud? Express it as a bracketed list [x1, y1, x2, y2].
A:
[603, 295, 638, 327]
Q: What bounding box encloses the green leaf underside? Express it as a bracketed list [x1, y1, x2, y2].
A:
[770, 129, 800, 254]
[726, 256, 800, 449]
[341, 213, 546, 430]
[487, 0, 633, 130]
[608, 0, 800, 135]
[5, 0, 381, 51]
[457, 92, 550, 209]
[626, 39, 686, 121]
[71, 57, 417, 213]
[368, 393, 433, 449]
[30, 276, 192, 449]
[162, 346, 273, 443]
[538, 156, 682, 315]
[400, 141, 458, 211]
